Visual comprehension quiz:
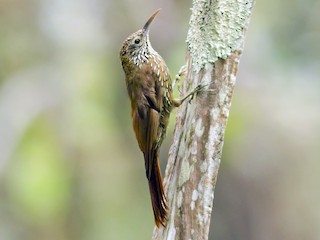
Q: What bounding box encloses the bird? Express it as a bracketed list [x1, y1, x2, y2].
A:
[120, 9, 203, 227]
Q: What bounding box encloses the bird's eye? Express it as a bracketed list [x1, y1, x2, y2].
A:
[134, 38, 141, 44]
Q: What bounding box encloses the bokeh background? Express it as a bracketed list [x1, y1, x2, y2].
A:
[0, 0, 319, 239]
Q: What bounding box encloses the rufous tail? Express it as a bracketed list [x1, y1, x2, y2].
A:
[147, 155, 168, 227]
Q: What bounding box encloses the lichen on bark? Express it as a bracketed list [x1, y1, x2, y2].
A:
[152, 0, 255, 239]
[187, 0, 254, 72]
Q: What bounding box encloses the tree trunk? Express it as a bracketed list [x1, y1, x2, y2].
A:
[152, 0, 255, 239]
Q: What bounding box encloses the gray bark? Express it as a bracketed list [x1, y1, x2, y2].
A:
[152, 0, 255, 239]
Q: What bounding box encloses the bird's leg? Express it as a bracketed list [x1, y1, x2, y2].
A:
[172, 82, 208, 107]
[172, 65, 215, 107]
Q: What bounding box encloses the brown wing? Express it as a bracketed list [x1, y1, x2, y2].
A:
[141, 65, 168, 226]
[140, 64, 163, 178]
[127, 60, 168, 226]
[128, 63, 163, 175]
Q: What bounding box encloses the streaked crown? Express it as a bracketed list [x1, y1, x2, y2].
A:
[120, 9, 161, 67]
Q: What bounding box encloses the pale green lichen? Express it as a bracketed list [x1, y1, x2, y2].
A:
[187, 0, 254, 72]
[179, 159, 193, 186]
[195, 118, 204, 137]
[200, 161, 208, 173]
[190, 190, 199, 210]
[177, 190, 183, 208]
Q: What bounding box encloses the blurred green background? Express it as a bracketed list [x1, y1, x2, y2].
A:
[0, 0, 319, 239]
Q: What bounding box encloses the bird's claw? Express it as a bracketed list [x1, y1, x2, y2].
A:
[188, 81, 214, 103]
[173, 65, 187, 89]
[188, 94, 194, 104]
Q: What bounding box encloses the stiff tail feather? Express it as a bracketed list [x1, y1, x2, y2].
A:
[147, 154, 168, 227]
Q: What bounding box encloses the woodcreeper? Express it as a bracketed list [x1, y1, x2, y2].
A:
[120, 9, 203, 227]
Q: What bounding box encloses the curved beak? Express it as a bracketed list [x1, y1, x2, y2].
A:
[143, 9, 161, 33]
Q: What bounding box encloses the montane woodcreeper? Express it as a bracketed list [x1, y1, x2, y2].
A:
[120, 9, 203, 227]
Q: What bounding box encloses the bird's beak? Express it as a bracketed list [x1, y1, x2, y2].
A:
[143, 9, 161, 33]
